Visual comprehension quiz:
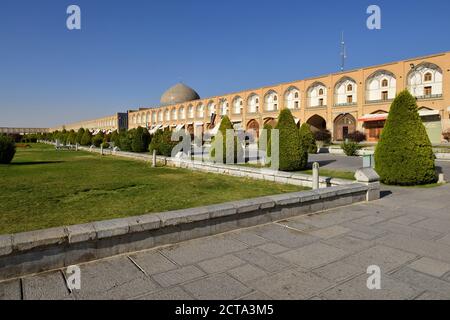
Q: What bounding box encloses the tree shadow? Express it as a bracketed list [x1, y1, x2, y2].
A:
[11, 161, 64, 166]
[306, 159, 336, 169]
[380, 190, 393, 199]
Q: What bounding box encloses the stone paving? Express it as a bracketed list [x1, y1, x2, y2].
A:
[309, 153, 450, 178]
[1, 181, 450, 300]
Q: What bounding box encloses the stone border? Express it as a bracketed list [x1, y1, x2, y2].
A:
[0, 183, 375, 281]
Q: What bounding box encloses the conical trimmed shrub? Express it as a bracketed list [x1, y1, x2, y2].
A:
[375, 90, 436, 185]
[275, 109, 307, 171]
[0, 135, 16, 164]
[299, 123, 317, 154]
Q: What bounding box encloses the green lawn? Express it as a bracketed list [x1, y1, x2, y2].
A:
[0, 144, 305, 235]
[240, 163, 355, 180]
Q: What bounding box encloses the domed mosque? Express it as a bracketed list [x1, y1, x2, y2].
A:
[160, 83, 200, 106]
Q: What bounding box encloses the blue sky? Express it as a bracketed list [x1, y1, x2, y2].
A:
[1, 0, 449, 127]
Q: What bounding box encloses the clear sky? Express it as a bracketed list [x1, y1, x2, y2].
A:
[1, 0, 449, 127]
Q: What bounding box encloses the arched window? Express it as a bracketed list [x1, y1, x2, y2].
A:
[294, 92, 299, 98]
[318, 89, 324, 95]
[424, 72, 432, 82]
[347, 84, 353, 92]
[381, 79, 388, 87]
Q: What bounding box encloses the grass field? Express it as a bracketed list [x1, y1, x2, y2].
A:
[240, 163, 356, 180]
[0, 144, 305, 234]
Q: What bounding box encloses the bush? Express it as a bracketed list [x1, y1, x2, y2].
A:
[149, 129, 179, 157]
[313, 130, 332, 143]
[0, 135, 16, 164]
[275, 109, 307, 171]
[76, 128, 85, 144]
[132, 126, 151, 152]
[101, 142, 110, 149]
[299, 123, 317, 154]
[210, 116, 243, 163]
[341, 141, 362, 156]
[67, 130, 77, 144]
[346, 130, 366, 143]
[80, 130, 93, 146]
[92, 134, 104, 147]
[375, 90, 436, 185]
[118, 130, 133, 151]
[110, 130, 120, 147]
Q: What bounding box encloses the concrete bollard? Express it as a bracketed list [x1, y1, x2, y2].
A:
[312, 162, 320, 190]
[75, 143, 79, 151]
[438, 173, 446, 184]
[152, 150, 156, 167]
[100, 145, 104, 156]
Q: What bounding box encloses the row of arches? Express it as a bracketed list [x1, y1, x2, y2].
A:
[130, 62, 443, 126]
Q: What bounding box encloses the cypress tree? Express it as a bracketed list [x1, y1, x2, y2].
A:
[375, 90, 436, 185]
[299, 123, 317, 154]
[275, 109, 307, 171]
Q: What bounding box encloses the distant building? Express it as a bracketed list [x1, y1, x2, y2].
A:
[53, 51, 450, 144]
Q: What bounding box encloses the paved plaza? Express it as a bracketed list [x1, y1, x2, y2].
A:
[1, 176, 450, 300]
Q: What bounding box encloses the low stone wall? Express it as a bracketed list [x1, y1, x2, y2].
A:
[0, 183, 372, 281]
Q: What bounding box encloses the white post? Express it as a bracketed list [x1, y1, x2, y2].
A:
[100, 145, 103, 155]
[152, 150, 156, 168]
[75, 143, 79, 151]
[312, 162, 320, 190]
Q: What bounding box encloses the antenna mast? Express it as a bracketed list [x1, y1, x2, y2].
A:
[340, 31, 347, 72]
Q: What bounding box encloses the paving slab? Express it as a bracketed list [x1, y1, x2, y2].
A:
[0, 279, 22, 300]
[159, 236, 248, 266]
[277, 242, 347, 270]
[234, 248, 291, 273]
[255, 243, 290, 254]
[250, 224, 318, 249]
[312, 261, 364, 282]
[152, 266, 206, 288]
[227, 264, 268, 283]
[22, 272, 71, 300]
[320, 273, 420, 300]
[407, 257, 450, 278]
[341, 245, 417, 273]
[308, 225, 351, 239]
[129, 250, 178, 275]
[391, 267, 450, 296]
[183, 273, 252, 300]
[197, 254, 246, 274]
[137, 286, 193, 300]
[248, 267, 333, 299]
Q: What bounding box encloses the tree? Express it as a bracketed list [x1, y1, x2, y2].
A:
[149, 129, 178, 157]
[76, 128, 85, 144]
[110, 130, 120, 147]
[299, 123, 317, 154]
[92, 134, 104, 147]
[67, 130, 77, 144]
[275, 109, 307, 171]
[210, 116, 243, 163]
[0, 135, 16, 164]
[80, 130, 93, 146]
[132, 126, 151, 152]
[375, 90, 436, 185]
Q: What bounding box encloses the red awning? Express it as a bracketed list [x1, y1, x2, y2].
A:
[358, 114, 388, 122]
